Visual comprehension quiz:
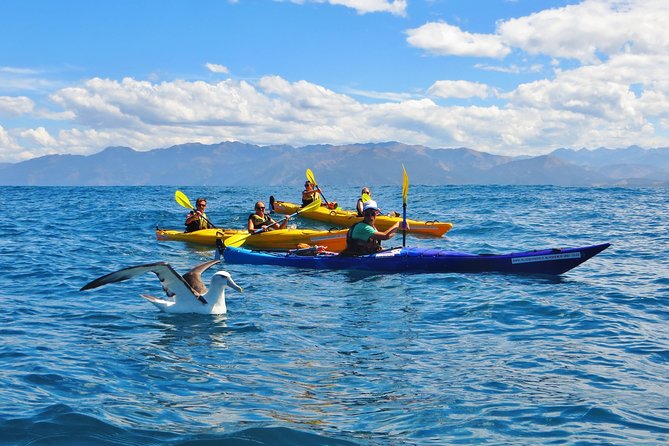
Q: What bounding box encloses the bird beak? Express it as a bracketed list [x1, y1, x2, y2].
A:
[227, 277, 243, 293]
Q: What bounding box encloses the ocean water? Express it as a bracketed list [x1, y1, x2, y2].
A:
[1, 185, 668, 445]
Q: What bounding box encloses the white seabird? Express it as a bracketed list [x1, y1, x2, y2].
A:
[80, 260, 243, 314]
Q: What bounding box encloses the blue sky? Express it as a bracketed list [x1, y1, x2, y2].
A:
[1, 0, 668, 163]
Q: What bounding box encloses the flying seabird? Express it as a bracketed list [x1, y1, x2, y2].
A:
[80, 260, 243, 314]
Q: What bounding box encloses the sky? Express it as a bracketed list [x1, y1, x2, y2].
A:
[1, 0, 669, 163]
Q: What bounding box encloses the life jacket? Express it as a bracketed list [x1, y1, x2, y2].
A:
[185, 212, 212, 233]
[302, 188, 318, 207]
[248, 213, 274, 230]
[339, 221, 381, 256]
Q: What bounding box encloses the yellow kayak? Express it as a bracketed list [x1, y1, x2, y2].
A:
[156, 227, 348, 252]
[270, 199, 453, 237]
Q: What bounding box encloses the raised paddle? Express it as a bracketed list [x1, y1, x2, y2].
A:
[402, 165, 409, 247]
[224, 197, 323, 248]
[174, 190, 218, 228]
[305, 168, 330, 207]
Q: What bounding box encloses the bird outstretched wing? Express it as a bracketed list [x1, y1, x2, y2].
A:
[80, 262, 196, 300]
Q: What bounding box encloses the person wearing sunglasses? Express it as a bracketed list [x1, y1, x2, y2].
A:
[302, 181, 320, 207]
[356, 187, 371, 217]
[248, 201, 289, 233]
[185, 197, 214, 233]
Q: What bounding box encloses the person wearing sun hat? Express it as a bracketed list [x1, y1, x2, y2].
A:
[339, 199, 408, 256]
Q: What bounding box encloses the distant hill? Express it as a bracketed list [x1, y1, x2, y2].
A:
[1, 141, 668, 186]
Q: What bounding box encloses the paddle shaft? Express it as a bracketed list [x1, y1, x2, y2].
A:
[402, 203, 407, 247]
[401, 165, 409, 248]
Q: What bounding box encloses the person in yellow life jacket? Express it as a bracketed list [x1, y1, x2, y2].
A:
[302, 181, 320, 207]
[340, 200, 408, 256]
[356, 187, 371, 217]
[248, 201, 289, 233]
[185, 197, 214, 233]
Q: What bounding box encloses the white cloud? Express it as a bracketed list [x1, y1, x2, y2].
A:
[20, 126, 57, 147]
[427, 80, 493, 99]
[284, 0, 407, 16]
[5, 0, 669, 167]
[0, 96, 34, 117]
[407, 0, 669, 64]
[0, 66, 41, 75]
[205, 63, 229, 74]
[0, 125, 18, 148]
[498, 0, 669, 63]
[329, 0, 407, 16]
[406, 22, 510, 58]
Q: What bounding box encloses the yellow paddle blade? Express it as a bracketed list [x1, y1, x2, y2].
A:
[402, 165, 409, 204]
[361, 193, 371, 202]
[175, 190, 194, 210]
[306, 168, 316, 185]
[224, 232, 251, 248]
[301, 197, 322, 213]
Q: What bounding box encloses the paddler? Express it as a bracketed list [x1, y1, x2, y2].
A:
[184, 197, 214, 232]
[248, 201, 289, 233]
[302, 180, 320, 206]
[356, 187, 371, 216]
[340, 200, 409, 256]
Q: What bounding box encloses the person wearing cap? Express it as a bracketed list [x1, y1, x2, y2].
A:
[302, 181, 320, 207]
[356, 187, 371, 217]
[340, 199, 408, 256]
[248, 201, 289, 233]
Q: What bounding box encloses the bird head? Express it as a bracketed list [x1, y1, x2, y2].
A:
[212, 270, 243, 293]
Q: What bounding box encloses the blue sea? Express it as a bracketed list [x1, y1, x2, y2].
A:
[1, 185, 668, 445]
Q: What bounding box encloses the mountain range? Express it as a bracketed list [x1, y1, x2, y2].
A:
[1, 141, 668, 186]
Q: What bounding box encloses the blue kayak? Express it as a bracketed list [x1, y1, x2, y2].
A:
[220, 243, 611, 275]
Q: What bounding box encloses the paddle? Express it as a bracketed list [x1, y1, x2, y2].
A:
[402, 165, 409, 247]
[224, 197, 323, 248]
[174, 190, 217, 228]
[305, 168, 330, 207]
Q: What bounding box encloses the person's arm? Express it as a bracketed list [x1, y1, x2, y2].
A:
[356, 199, 363, 216]
[369, 221, 409, 241]
[268, 215, 289, 230]
[186, 211, 199, 224]
[247, 216, 255, 233]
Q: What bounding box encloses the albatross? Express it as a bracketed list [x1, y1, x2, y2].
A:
[80, 260, 243, 314]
